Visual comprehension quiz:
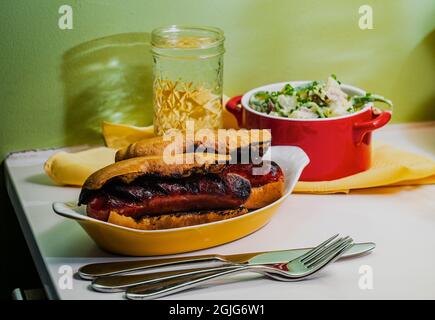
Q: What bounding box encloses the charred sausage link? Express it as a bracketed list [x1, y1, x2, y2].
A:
[84, 173, 251, 221]
[80, 161, 283, 222]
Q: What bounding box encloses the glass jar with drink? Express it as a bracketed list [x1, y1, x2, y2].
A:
[151, 25, 225, 135]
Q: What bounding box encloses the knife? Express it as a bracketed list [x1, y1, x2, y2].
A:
[79, 242, 375, 280]
[90, 242, 374, 292]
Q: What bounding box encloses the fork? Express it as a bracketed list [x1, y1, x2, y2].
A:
[126, 234, 353, 300]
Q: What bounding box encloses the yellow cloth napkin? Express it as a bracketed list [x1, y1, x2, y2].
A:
[102, 122, 155, 149]
[44, 141, 435, 192]
[44, 147, 116, 186]
[294, 143, 435, 194]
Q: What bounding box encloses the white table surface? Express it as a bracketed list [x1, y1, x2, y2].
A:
[5, 122, 435, 300]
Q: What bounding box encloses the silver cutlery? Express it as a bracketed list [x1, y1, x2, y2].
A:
[79, 241, 375, 280]
[91, 239, 372, 292]
[92, 265, 240, 292]
[125, 234, 354, 300]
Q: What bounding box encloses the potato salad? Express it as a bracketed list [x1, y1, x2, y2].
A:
[249, 75, 393, 119]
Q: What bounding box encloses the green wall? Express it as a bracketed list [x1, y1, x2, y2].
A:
[1, 0, 434, 159]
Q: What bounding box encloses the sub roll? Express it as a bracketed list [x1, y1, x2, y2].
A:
[78, 153, 284, 230]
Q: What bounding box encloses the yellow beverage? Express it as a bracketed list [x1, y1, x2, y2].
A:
[151, 25, 225, 135]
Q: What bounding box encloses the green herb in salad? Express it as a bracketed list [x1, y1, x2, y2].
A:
[249, 75, 393, 119]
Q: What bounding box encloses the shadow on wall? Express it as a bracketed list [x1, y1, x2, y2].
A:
[394, 29, 435, 122]
[62, 33, 154, 146]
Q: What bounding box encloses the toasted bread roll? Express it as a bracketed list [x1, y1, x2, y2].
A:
[245, 180, 285, 209]
[115, 129, 271, 161]
[78, 147, 285, 231]
[107, 207, 248, 230]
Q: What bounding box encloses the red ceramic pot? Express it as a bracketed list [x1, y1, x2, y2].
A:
[226, 82, 391, 181]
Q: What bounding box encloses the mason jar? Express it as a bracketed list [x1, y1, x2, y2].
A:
[151, 25, 225, 135]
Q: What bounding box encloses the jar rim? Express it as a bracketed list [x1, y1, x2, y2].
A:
[151, 25, 225, 49]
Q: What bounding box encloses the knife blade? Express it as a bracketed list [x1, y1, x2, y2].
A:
[79, 242, 375, 280]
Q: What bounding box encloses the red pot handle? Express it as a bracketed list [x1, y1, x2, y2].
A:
[225, 95, 244, 127]
[354, 110, 391, 144]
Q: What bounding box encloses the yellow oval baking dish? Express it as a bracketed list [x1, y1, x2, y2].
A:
[53, 146, 309, 256]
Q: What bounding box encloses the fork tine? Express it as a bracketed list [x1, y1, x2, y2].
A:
[298, 234, 339, 261]
[303, 236, 350, 265]
[303, 240, 353, 276]
[306, 238, 353, 269]
[306, 237, 352, 268]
